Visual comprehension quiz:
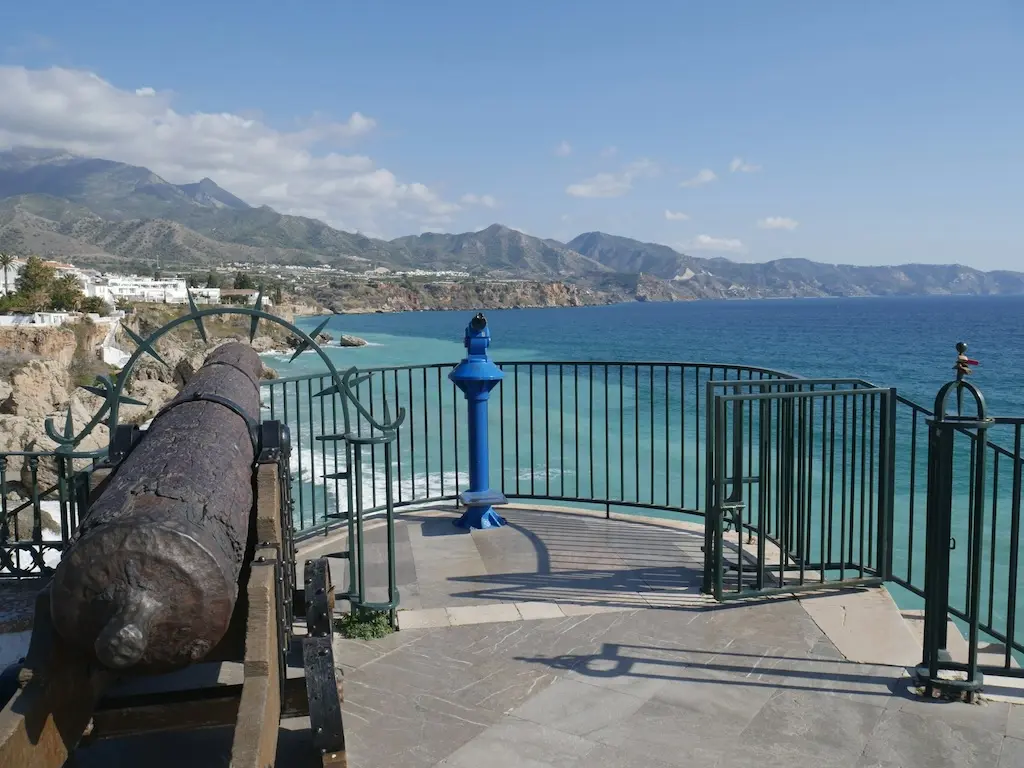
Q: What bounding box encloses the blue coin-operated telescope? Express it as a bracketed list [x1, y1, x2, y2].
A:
[448, 313, 507, 529]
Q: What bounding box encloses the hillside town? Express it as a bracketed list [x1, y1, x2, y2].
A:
[0, 254, 266, 327]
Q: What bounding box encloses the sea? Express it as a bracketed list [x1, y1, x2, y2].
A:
[263, 295, 1024, 641]
[277, 295, 1024, 413]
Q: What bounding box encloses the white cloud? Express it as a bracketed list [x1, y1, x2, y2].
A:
[758, 216, 799, 230]
[599, 145, 618, 158]
[679, 168, 717, 188]
[729, 156, 761, 173]
[664, 209, 689, 221]
[554, 140, 572, 157]
[460, 193, 497, 208]
[0, 66, 460, 235]
[683, 234, 746, 253]
[565, 158, 659, 198]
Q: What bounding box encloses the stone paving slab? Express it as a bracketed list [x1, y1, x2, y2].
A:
[799, 586, 920, 667]
[331, 604, 1022, 768]
[15, 505, 1024, 765]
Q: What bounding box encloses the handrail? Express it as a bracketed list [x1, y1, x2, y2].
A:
[266, 359, 804, 387]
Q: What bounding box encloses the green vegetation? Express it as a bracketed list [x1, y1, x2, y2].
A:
[333, 609, 394, 640]
[0, 255, 111, 315]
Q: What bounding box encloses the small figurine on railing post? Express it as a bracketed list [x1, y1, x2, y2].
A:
[449, 313, 508, 529]
[954, 341, 980, 416]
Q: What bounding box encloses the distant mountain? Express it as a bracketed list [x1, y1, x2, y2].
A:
[567, 232, 694, 279]
[176, 178, 250, 210]
[390, 224, 611, 278]
[0, 147, 1021, 300]
[569, 231, 1024, 298]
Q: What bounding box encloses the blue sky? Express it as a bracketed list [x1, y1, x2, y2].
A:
[1, 1, 1021, 269]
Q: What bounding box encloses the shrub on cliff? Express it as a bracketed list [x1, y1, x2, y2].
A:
[6, 256, 94, 313]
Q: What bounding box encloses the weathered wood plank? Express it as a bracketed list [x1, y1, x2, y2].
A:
[0, 588, 111, 768]
[255, 463, 283, 548]
[229, 559, 281, 768]
[50, 343, 263, 674]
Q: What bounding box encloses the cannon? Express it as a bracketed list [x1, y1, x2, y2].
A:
[0, 343, 348, 767]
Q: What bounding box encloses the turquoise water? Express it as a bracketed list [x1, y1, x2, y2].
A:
[262, 295, 1024, 651]
[280, 295, 1024, 413]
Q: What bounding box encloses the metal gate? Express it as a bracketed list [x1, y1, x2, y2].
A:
[702, 379, 897, 601]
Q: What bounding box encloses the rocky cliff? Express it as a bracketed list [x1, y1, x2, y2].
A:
[0, 313, 278, 498]
[0, 326, 78, 367]
[313, 277, 606, 314]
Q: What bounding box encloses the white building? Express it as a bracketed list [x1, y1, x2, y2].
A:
[0, 311, 73, 326]
[190, 287, 222, 304]
[86, 275, 189, 305]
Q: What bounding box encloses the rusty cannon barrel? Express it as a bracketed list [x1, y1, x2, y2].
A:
[50, 342, 263, 674]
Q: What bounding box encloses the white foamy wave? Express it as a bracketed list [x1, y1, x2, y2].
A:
[286, 443, 469, 521]
[7, 500, 66, 573]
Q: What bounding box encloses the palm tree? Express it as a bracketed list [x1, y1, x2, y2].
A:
[0, 253, 14, 296]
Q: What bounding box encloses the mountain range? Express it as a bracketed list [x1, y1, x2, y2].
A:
[1, 147, 1021, 300]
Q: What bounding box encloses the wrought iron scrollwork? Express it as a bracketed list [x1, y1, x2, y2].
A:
[41, 291, 405, 455]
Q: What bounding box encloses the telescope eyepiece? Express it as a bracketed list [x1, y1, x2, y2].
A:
[470, 313, 487, 332]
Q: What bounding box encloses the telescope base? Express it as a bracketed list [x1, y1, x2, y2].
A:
[454, 506, 507, 530]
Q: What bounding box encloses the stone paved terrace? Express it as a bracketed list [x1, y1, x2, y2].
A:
[71, 506, 1024, 767]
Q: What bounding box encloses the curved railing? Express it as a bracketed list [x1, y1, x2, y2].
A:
[4, 353, 1021, 671]
[261, 361, 799, 527]
[261, 358, 1024, 670]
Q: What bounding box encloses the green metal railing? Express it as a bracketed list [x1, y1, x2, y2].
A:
[703, 379, 897, 601]
[4, 352, 1023, 677]
[260, 359, 1024, 670]
[0, 449, 105, 579]
[261, 362, 798, 527]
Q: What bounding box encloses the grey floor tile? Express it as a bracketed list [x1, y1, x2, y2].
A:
[343, 678, 501, 768]
[896, 690, 1012, 732]
[562, 653, 673, 698]
[565, 743, 683, 768]
[716, 742, 858, 768]
[1009, 704, 1024, 739]
[650, 666, 778, 728]
[589, 697, 751, 766]
[739, 689, 885, 760]
[861, 710, 1004, 768]
[998, 736, 1024, 768]
[510, 678, 649, 738]
[437, 716, 597, 768]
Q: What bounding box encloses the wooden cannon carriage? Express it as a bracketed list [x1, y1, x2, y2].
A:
[0, 343, 348, 767]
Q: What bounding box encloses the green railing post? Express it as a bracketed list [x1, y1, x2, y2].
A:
[876, 388, 897, 581]
[918, 346, 990, 701]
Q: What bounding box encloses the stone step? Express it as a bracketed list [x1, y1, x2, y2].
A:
[798, 585, 920, 667]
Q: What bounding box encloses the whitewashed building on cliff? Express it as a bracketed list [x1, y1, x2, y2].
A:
[85, 275, 189, 305]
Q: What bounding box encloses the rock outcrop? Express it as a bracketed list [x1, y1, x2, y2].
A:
[0, 360, 72, 419]
[0, 323, 277, 498]
[0, 327, 78, 366]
